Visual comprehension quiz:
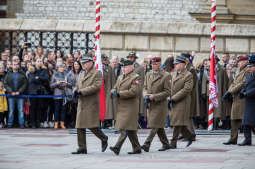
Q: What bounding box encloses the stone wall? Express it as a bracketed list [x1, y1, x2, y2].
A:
[1, 19, 255, 65]
[15, 0, 207, 23]
[7, 0, 24, 18]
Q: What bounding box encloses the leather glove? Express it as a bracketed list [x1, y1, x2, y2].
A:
[168, 97, 175, 104]
[239, 90, 247, 99]
[73, 90, 82, 98]
[144, 95, 151, 103]
[201, 94, 206, 100]
[222, 92, 232, 102]
[167, 99, 171, 110]
[111, 90, 120, 98]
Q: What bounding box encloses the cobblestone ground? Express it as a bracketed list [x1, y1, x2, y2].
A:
[0, 128, 255, 169]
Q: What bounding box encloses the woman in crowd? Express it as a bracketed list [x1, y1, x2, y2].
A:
[50, 62, 73, 129]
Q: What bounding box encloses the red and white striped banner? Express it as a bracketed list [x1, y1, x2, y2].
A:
[94, 0, 106, 121]
[208, 0, 218, 131]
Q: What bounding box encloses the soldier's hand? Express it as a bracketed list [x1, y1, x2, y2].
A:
[149, 94, 154, 101]
[239, 91, 247, 99]
[73, 90, 82, 98]
[201, 94, 206, 100]
[168, 97, 175, 104]
[111, 90, 120, 98]
[222, 92, 232, 102]
[167, 99, 171, 110]
[144, 95, 151, 102]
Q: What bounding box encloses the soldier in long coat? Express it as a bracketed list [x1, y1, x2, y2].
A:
[109, 59, 142, 155]
[101, 54, 114, 128]
[224, 64, 234, 129]
[72, 55, 108, 154]
[168, 55, 193, 149]
[110, 56, 122, 121]
[222, 55, 249, 145]
[182, 53, 197, 140]
[238, 55, 255, 146]
[214, 56, 229, 129]
[127, 52, 146, 124]
[141, 57, 171, 152]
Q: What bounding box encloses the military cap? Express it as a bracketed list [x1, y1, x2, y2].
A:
[248, 55, 255, 67]
[101, 53, 108, 59]
[121, 58, 134, 66]
[127, 51, 138, 58]
[215, 55, 220, 61]
[173, 55, 186, 64]
[80, 56, 94, 63]
[237, 55, 249, 62]
[151, 56, 161, 63]
[181, 53, 191, 58]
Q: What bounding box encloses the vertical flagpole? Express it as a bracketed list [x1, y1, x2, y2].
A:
[95, 0, 106, 121]
[95, 0, 100, 54]
[208, 0, 217, 131]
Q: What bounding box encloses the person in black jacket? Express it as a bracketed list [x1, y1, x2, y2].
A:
[27, 58, 49, 128]
[4, 61, 28, 128]
[238, 55, 255, 146]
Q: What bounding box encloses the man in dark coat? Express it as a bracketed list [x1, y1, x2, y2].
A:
[238, 55, 255, 146]
[4, 61, 28, 128]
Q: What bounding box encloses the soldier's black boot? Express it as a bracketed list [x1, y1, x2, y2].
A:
[169, 144, 176, 149]
[238, 138, 251, 146]
[127, 149, 142, 154]
[71, 148, 87, 154]
[110, 146, 120, 155]
[186, 139, 193, 147]
[101, 136, 108, 152]
[141, 145, 149, 152]
[238, 126, 252, 146]
[158, 145, 171, 151]
[223, 139, 237, 145]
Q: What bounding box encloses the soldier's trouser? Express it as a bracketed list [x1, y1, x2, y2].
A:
[170, 126, 192, 147]
[187, 118, 196, 136]
[114, 130, 141, 151]
[77, 128, 108, 149]
[230, 120, 242, 143]
[143, 128, 170, 148]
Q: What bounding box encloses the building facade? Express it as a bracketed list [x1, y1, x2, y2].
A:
[1, 0, 255, 63]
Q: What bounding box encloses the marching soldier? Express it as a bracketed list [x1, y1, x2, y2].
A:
[72, 54, 108, 154]
[141, 57, 171, 152]
[239, 55, 255, 146]
[127, 52, 146, 127]
[168, 55, 194, 149]
[110, 59, 142, 155]
[222, 55, 249, 145]
[182, 53, 197, 140]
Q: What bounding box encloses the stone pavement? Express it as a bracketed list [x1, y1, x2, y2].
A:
[0, 128, 254, 169]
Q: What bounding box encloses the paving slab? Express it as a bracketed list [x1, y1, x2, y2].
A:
[0, 128, 254, 169]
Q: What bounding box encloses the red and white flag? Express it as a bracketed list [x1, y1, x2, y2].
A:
[94, 0, 106, 121]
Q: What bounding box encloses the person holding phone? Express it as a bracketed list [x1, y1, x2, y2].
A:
[50, 62, 71, 129]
